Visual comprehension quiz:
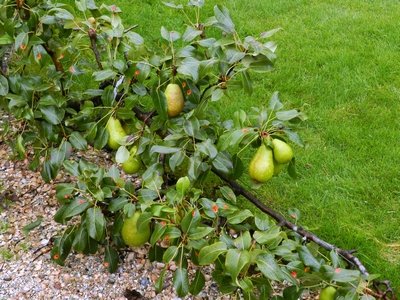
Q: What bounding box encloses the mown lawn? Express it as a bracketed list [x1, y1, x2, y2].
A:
[99, 0, 399, 291]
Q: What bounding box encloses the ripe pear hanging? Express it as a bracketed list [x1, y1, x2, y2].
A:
[272, 138, 293, 164]
[165, 83, 184, 117]
[248, 144, 274, 183]
[106, 116, 127, 150]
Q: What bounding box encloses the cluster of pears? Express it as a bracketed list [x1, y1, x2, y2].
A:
[121, 211, 151, 248]
[165, 83, 185, 117]
[249, 137, 293, 183]
[106, 116, 141, 174]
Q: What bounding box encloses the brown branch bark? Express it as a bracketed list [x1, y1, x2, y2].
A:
[88, 29, 103, 70]
[212, 168, 370, 276]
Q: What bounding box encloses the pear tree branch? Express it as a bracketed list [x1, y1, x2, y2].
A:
[131, 105, 396, 300]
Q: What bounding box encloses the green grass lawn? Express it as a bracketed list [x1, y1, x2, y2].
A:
[98, 0, 400, 291]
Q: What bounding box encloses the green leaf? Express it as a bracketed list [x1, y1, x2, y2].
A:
[233, 231, 252, 250]
[86, 207, 105, 241]
[108, 197, 129, 212]
[125, 31, 144, 45]
[169, 150, 185, 172]
[213, 5, 235, 34]
[0, 34, 13, 45]
[197, 139, 218, 159]
[268, 92, 283, 111]
[287, 158, 297, 179]
[276, 109, 301, 121]
[155, 268, 167, 293]
[151, 88, 168, 120]
[104, 246, 119, 273]
[163, 2, 183, 9]
[72, 225, 88, 253]
[241, 70, 253, 95]
[188, 0, 205, 7]
[177, 57, 200, 82]
[63, 197, 91, 219]
[219, 186, 236, 203]
[321, 265, 361, 282]
[173, 268, 189, 297]
[94, 126, 109, 149]
[0, 75, 9, 96]
[116, 145, 130, 163]
[69, 132, 87, 150]
[56, 183, 75, 203]
[256, 253, 285, 281]
[41, 160, 57, 183]
[198, 241, 227, 265]
[227, 209, 253, 224]
[181, 209, 201, 233]
[226, 49, 245, 64]
[298, 245, 321, 271]
[183, 26, 203, 42]
[282, 286, 303, 300]
[253, 225, 282, 245]
[22, 216, 43, 234]
[150, 222, 167, 246]
[225, 249, 251, 281]
[161, 26, 181, 42]
[188, 226, 214, 240]
[260, 28, 281, 39]
[93, 69, 117, 81]
[189, 270, 205, 295]
[212, 151, 233, 174]
[150, 145, 181, 155]
[40, 106, 65, 125]
[163, 245, 179, 263]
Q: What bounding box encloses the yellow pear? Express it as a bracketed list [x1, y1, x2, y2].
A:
[165, 83, 184, 117]
[106, 116, 127, 150]
[121, 211, 151, 248]
[248, 144, 274, 183]
[122, 146, 141, 174]
[272, 139, 293, 164]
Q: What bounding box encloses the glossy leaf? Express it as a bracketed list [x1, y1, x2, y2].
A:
[104, 246, 119, 273]
[86, 207, 105, 241]
[173, 268, 189, 297]
[198, 241, 227, 265]
[189, 270, 205, 295]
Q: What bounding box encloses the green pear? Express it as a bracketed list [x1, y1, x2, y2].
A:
[319, 286, 337, 300]
[165, 83, 184, 117]
[248, 144, 274, 183]
[122, 146, 141, 174]
[106, 116, 127, 150]
[121, 211, 150, 247]
[273, 159, 284, 175]
[272, 138, 293, 164]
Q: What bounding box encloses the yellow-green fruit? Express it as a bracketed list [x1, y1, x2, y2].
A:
[122, 146, 141, 174]
[106, 117, 127, 150]
[88, 17, 96, 24]
[272, 139, 293, 164]
[249, 145, 274, 183]
[319, 286, 337, 300]
[273, 160, 284, 175]
[121, 212, 150, 247]
[165, 83, 184, 117]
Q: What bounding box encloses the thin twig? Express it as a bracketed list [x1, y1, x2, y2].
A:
[88, 29, 103, 70]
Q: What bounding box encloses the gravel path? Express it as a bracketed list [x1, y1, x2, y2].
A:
[0, 141, 226, 300]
